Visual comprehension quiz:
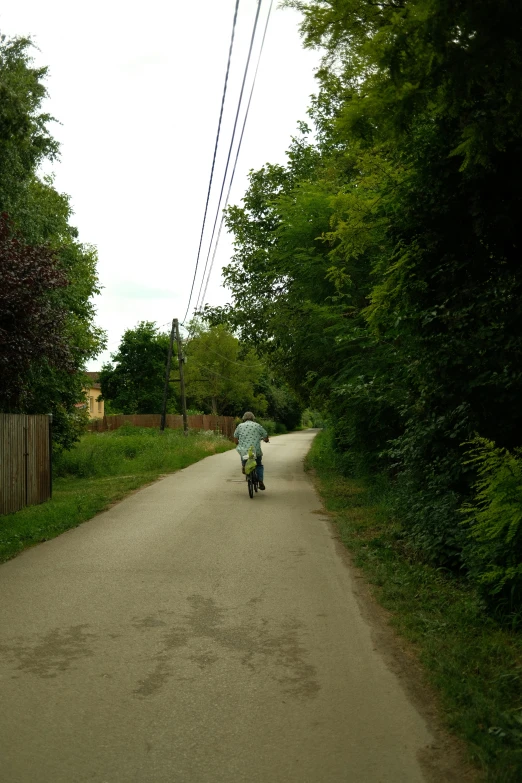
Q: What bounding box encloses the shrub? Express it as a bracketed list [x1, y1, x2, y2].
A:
[462, 438, 522, 616]
[392, 470, 464, 569]
[257, 418, 276, 436]
[383, 405, 474, 570]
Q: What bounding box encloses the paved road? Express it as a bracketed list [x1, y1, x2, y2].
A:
[0, 431, 438, 782]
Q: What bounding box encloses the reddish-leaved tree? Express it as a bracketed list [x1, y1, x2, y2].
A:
[0, 214, 72, 409]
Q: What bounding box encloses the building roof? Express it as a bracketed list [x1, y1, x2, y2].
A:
[85, 371, 101, 390]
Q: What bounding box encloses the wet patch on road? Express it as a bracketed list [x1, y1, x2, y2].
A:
[0, 624, 96, 678]
[132, 594, 320, 701]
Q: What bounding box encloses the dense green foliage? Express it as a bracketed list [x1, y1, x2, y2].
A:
[205, 0, 522, 614]
[0, 214, 70, 406]
[256, 376, 303, 431]
[100, 322, 175, 415]
[183, 323, 266, 416]
[0, 36, 105, 449]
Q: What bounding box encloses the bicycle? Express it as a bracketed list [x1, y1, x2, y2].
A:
[244, 446, 259, 499]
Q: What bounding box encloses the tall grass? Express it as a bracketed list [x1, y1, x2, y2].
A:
[55, 425, 230, 478]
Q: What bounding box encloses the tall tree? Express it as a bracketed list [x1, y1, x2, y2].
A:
[0, 36, 105, 449]
[0, 36, 58, 217]
[0, 215, 69, 404]
[184, 324, 266, 417]
[100, 322, 175, 415]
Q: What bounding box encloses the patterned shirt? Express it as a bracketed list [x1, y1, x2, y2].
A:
[234, 421, 268, 457]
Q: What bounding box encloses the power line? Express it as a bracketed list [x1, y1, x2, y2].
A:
[197, 0, 274, 311]
[195, 0, 265, 314]
[190, 364, 239, 382]
[203, 345, 264, 368]
[182, 0, 241, 325]
[194, 0, 265, 316]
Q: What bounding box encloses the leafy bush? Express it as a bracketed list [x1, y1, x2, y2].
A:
[329, 372, 405, 477]
[462, 438, 522, 616]
[254, 377, 303, 430]
[392, 470, 464, 570]
[384, 405, 474, 569]
[257, 419, 287, 435]
[257, 418, 276, 436]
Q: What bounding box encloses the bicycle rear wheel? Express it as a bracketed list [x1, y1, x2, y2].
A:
[248, 475, 254, 498]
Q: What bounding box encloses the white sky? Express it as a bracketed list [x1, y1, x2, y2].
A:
[0, 1, 320, 369]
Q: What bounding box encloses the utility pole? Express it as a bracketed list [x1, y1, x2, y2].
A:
[174, 318, 188, 436]
[160, 319, 176, 432]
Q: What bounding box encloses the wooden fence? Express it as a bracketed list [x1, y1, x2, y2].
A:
[0, 414, 52, 515]
[87, 414, 236, 439]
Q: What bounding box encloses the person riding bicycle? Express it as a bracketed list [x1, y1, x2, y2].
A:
[233, 412, 269, 490]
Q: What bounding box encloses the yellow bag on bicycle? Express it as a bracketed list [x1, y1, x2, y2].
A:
[244, 447, 257, 475]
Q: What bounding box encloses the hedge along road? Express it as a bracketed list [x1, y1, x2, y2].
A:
[0, 430, 467, 783]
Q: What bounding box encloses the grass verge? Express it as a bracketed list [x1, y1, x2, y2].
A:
[306, 430, 522, 783]
[0, 425, 234, 564]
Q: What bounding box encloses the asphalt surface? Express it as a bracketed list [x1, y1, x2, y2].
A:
[0, 430, 435, 782]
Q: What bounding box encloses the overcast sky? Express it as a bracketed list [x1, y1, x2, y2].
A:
[0, 1, 320, 368]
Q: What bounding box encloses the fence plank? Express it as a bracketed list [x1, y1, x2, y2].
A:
[13, 415, 25, 513]
[27, 415, 50, 506]
[165, 415, 183, 429]
[0, 414, 18, 514]
[26, 415, 36, 506]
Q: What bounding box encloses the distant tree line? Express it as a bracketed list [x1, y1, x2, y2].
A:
[100, 321, 303, 432]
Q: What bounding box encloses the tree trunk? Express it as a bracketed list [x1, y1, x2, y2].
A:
[211, 397, 218, 416]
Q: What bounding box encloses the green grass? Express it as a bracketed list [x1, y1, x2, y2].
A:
[0, 425, 234, 564]
[306, 430, 522, 783]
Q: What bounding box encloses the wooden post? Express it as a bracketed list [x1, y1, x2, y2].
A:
[174, 319, 188, 436]
[24, 418, 29, 507]
[160, 320, 176, 432]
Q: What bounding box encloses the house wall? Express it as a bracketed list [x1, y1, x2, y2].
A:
[86, 386, 104, 419]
